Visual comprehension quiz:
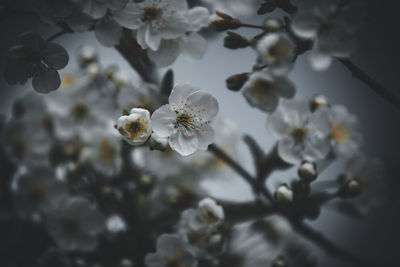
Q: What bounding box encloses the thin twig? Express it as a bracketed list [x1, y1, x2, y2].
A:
[208, 143, 273, 201]
[292, 221, 380, 267]
[338, 58, 400, 111]
[45, 30, 71, 42]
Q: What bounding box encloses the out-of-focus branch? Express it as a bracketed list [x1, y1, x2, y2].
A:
[208, 143, 273, 201]
[45, 29, 71, 42]
[337, 58, 400, 111]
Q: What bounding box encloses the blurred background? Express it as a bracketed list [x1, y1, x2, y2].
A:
[1, 0, 399, 266]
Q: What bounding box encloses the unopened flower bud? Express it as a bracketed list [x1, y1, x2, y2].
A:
[215, 10, 234, 21]
[343, 179, 362, 197]
[298, 161, 317, 182]
[275, 184, 293, 203]
[224, 31, 250, 49]
[263, 18, 282, 31]
[209, 19, 240, 32]
[226, 73, 249, 91]
[271, 255, 288, 267]
[310, 94, 329, 112]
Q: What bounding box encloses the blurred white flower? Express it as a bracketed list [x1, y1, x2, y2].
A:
[291, 0, 364, 70]
[82, 135, 122, 177]
[13, 166, 68, 219]
[313, 105, 363, 158]
[267, 97, 331, 164]
[151, 83, 219, 156]
[202, 0, 259, 17]
[4, 32, 69, 93]
[106, 214, 127, 233]
[148, 131, 169, 151]
[2, 93, 54, 167]
[117, 108, 152, 145]
[145, 234, 198, 267]
[341, 155, 389, 215]
[114, 0, 209, 51]
[256, 33, 295, 76]
[242, 71, 295, 113]
[148, 32, 207, 67]
[45, 196, 106, 251]
[74, 0, 128, 19]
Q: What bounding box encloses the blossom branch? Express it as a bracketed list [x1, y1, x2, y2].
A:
[337, 58, 400, 111]
[208, 143, 273, 201]
[45, 29, 71, 42]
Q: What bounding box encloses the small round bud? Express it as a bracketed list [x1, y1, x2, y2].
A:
[298, 161, 317, 182]
[271, 255, 288, 267]
[310, 94, 329, 112]
[263, 18, 282, 31]
[344, 179, 362, 197]
[77, 46, 97, 68]
[274, 184, 293, 203]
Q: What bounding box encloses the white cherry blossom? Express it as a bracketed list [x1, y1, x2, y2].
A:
[267, 97, 331, 164]
[151, 83, 219, 156]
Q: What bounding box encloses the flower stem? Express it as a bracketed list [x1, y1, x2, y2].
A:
[45, 29, 71, 42]
[238, 23, 266, 30]
[338, 58, 400, 111]
[207, 143, 273, 201]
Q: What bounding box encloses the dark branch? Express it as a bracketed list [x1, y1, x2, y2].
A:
[338, 58, 400, 111]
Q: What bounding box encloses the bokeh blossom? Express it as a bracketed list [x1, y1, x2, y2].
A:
[291, 0, 364, 70]
[145, 234, 198, 267]
[267, 97, 331, 164]
[242, 71, 295, 113]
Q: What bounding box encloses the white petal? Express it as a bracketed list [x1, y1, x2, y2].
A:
[95, 17, 122, 47]
[169, 131, 199, 156]
[181, 32, 207, 62]
[169, 83, 197, 108]
[114, 2, 143, 29]
[185, 7, 210, 31]
[148, 39, 182, 67]
[308, 48, 332, 71]
[291, 12, 319, 39]
[186, 91, 219, 121]
[151, 104, 176, 137]
[195, 124, 214, 150]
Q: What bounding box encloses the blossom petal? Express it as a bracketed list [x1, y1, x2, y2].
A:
[185, 7, 210, 31]
[308, 48, 332, 71]
[95, 17, 122, 47]
[147, 39, 182, 67]
[169, 83, 197, 108]
[195, 124, 214, 150]
[114, 2, 143, 29]
[181, 32, 207, 61]
[186, 91, 219, 121]
[151, 104, 176, 137]
[169, 131, 199, 156]
[291, 12, 319, 39]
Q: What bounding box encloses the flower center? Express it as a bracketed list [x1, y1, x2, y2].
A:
[97, 138, 117, 165]
[267, 42, 290, 62]
[290, 127, 308, 144]
[331, 123, 350, 144]
[124, 118, 148, 140]
[71, 101, 90, 121]
[142, 6, 162, 22]
[175, 112, 193, 130]
[250, 78, 277, 104]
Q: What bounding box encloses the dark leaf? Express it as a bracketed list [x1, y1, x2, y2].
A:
[160, 69, 174, 96]
[32, 69, 61, 93]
